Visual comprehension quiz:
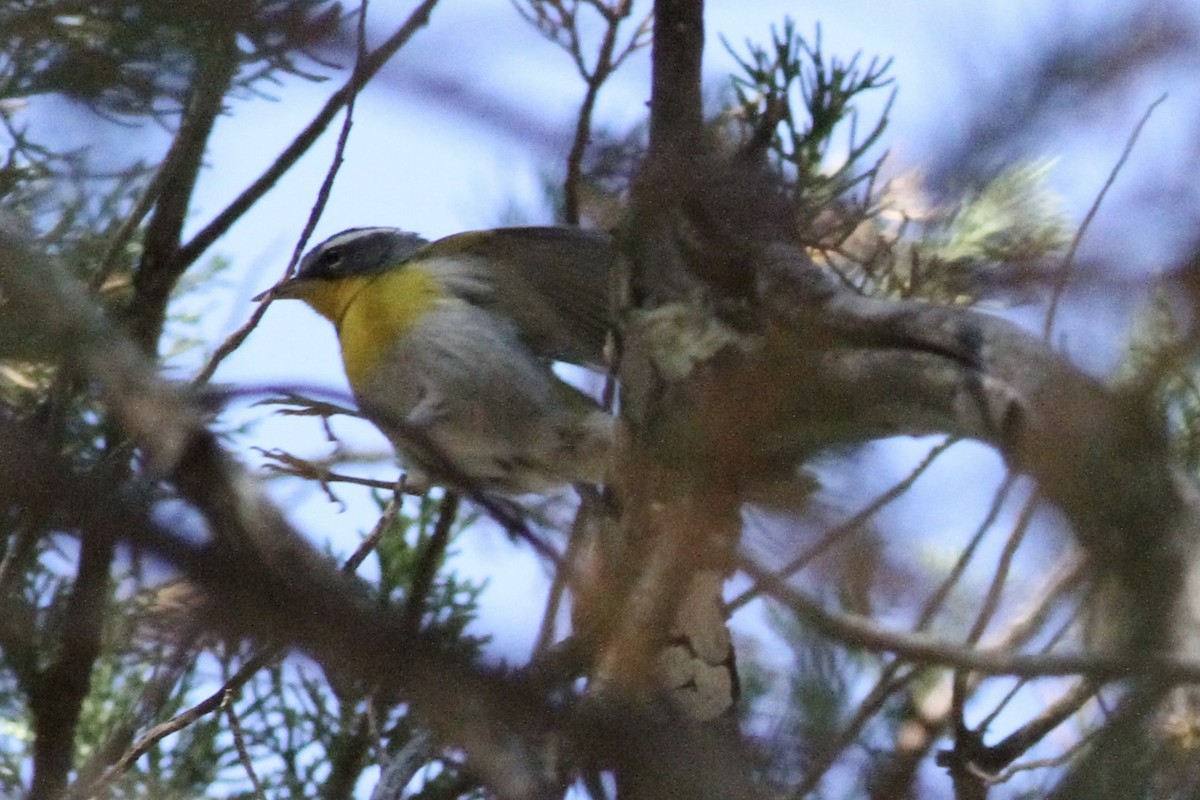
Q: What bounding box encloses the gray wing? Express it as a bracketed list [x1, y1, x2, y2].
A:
[419, 226, 617, 368]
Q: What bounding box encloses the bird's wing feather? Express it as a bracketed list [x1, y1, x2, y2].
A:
[419, 227, 617, 368]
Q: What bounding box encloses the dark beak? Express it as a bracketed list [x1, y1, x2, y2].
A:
[252, 276, 305, 302]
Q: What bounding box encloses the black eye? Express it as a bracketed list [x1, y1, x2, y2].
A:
[319, 248, 344, 271]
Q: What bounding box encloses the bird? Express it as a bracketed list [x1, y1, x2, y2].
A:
[256, 226, 618, 494]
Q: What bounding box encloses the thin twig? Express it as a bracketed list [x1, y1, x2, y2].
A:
[981, 555, 1088, 652]
[532, 504, 591, 656]
[192, 1, 381, 386]
[175, 0, 442, 273]
[965, 492, 1039, 645]
[951, 489, 1039, 753]
[345, 481, 407, 575]
[743, 561, 1200, 680]
[728, 437, 956, 612]
[563, 1, 635, 224]
[793, 554, 1086, 799]
[89, 162, 165, 292]
[973, 565, 1089, 736]
[77, 481, 405, 800]
[223, 690, 267, 800]
[66, 641, 199, 800]
[257, 452, 401, 494]
[981, 677, 1101, 776]
[1043, 94, 1166, 340]
[915, 472, 1016, 630]
[402, 493, 460, 634]
[988, 734, 1097, 786]
[791, 474, 1019, 798]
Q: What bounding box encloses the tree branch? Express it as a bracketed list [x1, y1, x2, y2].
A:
[127, 26, 240, 353]
[401, 493, 459, 634]
[647, 0, 703, 158]
[175, 0, 442, 272]
[748, 241, 1198, 658]
[28, 526, 114, 800]
[742, 560, 1200, 681]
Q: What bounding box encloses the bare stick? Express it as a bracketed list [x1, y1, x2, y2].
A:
[1043, 94, 1166, 340]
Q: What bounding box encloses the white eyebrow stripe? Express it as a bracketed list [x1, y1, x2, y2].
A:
[318, 227, 403, 250]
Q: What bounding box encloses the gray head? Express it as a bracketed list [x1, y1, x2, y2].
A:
[295, 227, 430, 282]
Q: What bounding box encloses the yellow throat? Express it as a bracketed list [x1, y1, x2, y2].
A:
[292, 266, 442, 388]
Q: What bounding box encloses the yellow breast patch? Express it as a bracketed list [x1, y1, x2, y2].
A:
[337, 267, 441, 388]
[292, 266, 442, 389]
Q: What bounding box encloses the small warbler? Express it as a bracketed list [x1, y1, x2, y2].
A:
[256, 226, 617, 494]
